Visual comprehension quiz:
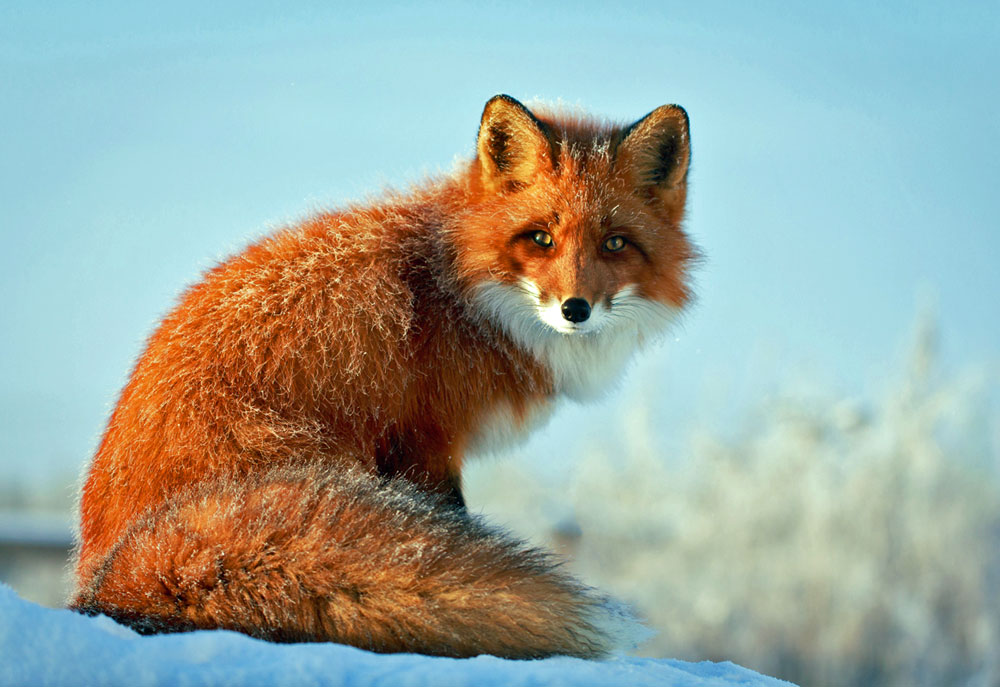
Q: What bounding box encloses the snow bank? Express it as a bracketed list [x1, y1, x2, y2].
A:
[0, 584, 793, 686]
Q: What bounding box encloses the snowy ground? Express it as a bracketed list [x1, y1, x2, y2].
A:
[0, 584, 793, 687]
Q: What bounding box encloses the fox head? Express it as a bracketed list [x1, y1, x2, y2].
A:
[453, 95, 697, 397]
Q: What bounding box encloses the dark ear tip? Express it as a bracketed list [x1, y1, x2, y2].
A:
[621, 104, 691, 144]
[656, 104, 690, 128]
[481, 94, 530, 120]
[487, 94, 520, 105]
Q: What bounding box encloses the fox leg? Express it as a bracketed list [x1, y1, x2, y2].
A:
[374, 431, 467, 510]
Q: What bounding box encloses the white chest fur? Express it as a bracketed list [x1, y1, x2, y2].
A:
[529, 326, 640, 401]
[465, 401, 555, 458]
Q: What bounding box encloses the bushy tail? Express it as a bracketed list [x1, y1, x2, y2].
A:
[71, 462, 641, 659]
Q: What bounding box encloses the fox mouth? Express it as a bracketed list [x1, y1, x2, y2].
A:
[535, 301, 607, 336]
[508, 279, 602, 336]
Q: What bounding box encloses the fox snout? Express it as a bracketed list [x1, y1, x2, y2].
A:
[560, 298, 591, 323]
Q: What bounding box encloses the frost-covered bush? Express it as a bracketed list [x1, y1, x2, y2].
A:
[466, 323, 1000, 687]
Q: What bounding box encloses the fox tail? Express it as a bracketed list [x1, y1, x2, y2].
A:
[71, 462, 644, 659]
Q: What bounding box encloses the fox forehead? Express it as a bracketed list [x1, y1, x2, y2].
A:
[494, 174, 660, 242]
[505, 204, 656, 244]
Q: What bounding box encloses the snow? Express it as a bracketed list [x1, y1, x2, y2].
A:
[0, 584, 794, 687]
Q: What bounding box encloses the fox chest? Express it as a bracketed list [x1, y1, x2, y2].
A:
[464, 400, 554, 458]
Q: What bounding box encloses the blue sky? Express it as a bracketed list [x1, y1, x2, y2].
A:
[1, 1, 997, 486]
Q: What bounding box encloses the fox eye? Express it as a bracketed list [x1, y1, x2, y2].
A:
[603, 235, 626, 252]
[532, 231, 554, 248]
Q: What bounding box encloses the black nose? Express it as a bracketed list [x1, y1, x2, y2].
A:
[561, 298, 591, 323]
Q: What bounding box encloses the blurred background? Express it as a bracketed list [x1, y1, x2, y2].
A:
[1, 2, 997, 685]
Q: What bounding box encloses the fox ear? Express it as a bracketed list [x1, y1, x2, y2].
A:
[616, 105, 690, 199]
[477, 95, 552, 193]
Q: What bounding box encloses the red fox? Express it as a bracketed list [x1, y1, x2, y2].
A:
[71, 95, 695, 659]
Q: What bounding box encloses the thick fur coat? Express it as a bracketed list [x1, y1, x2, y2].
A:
[72, 95, 695, 658]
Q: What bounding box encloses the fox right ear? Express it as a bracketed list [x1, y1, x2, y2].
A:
[477, 95, 552, 194]
[616, 104, 691, 202]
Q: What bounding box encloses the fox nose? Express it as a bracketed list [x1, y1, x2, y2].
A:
[561, 298, 591, 323]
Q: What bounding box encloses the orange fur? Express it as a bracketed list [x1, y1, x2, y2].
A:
[72, 95, 696, 658]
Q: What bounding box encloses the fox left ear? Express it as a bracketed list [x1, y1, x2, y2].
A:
[477, 95, 553, 194]
[616, 105, 690, 200]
